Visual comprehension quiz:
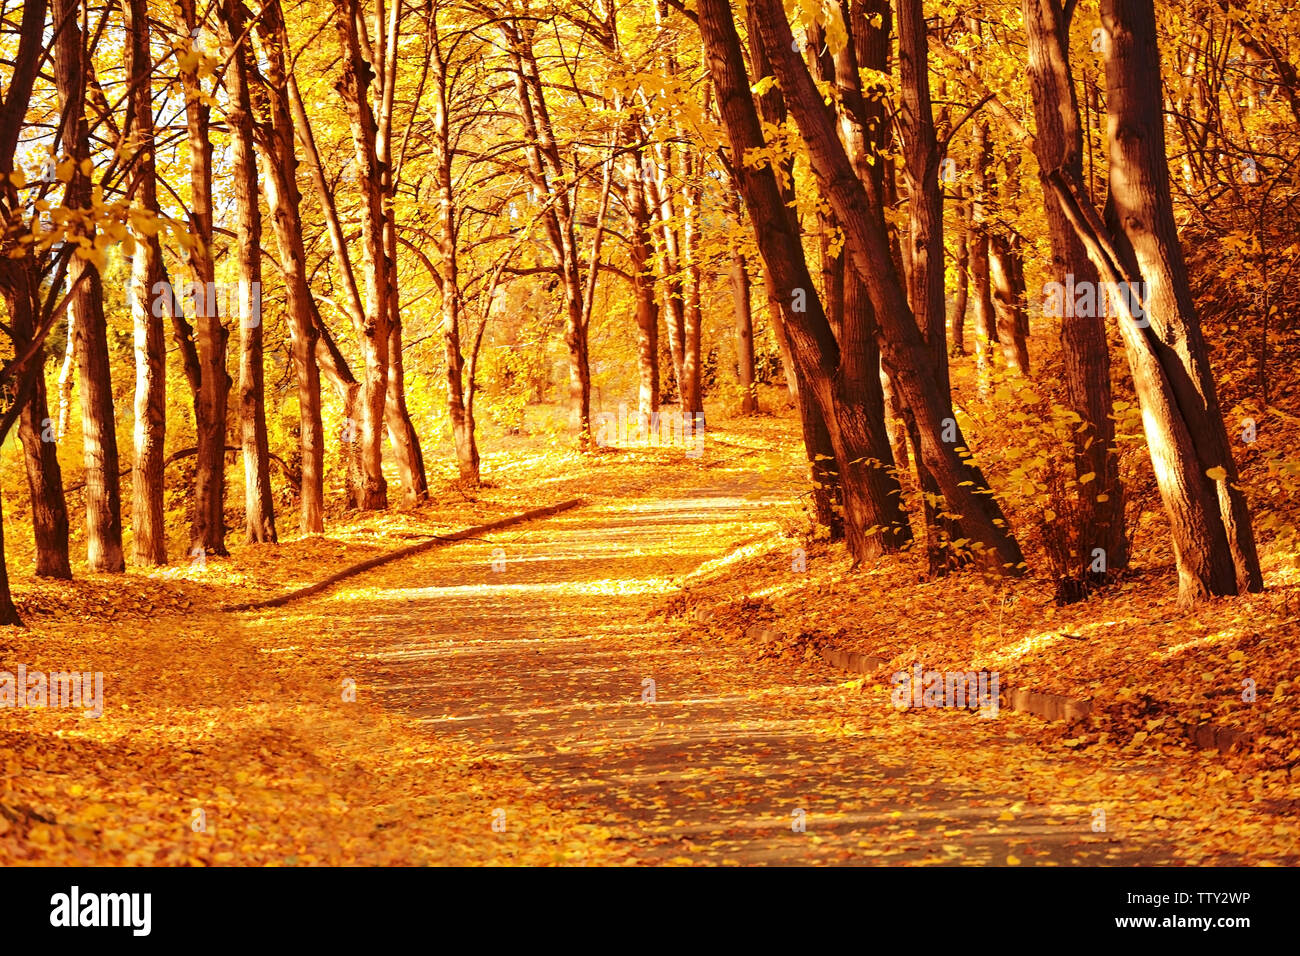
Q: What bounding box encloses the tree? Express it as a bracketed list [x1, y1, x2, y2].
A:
[221, 0, 277, 543]
[1022, 0, 1128, 582]
[0, 0, 71, 589]
[500, 17, 602, 447]
[741, 0, 1025, 572]
[1049, 0, 1262, 602]
[251, 0, 326, 533]
[125, 0, 169, 565]
[179, 0, 231, 556]
[622, 137, 663, 429]
[327, 0, 392, 509]
[700, 0, 921, 562]
[55, 0, 125, 572]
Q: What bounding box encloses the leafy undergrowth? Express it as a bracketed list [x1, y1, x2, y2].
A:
[0, 434, 717, 865]
[0, 609, 635, 864]
[0, 413, 777, 865]
[666, 414, 1300, 784]
[4, 398, 1297, 865]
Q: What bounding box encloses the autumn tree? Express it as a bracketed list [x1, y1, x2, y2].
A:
[221, 0, 277, 543]
[1049, 0, 1262, 602]
[55, 0, 125, 572]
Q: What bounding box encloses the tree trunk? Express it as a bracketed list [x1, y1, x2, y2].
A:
[0, 492, 20, 625]
[180, 0, 230, 556]
[124, 0, 169, 565]
[57, 312, 75, 439]
[834, 0, 912, 549]
[743, 0, 846, 531]
[646, 166, 688, 401]
[223, 0, 276, 544]
[5, 262, 72, 579]
[729, 222, 758, 415]
[896, 0, 972, 572]
[1086, 0, 1260, 601]
[760, 264, 841, 533]
[949, 188, 970, 356]
[0, 0, 70, 581]
[423, 23, 479, 485]
[971, 118, 997, 386]
[681, 148, 705, 415]
[332, 0, 390, 508]
[625, 144, 662, 429]
[1022, 0, 1128, 578]
[313, 315, 366, 507]
[384, 320, 428, 501]
[743, 0, 1025, 572]
[375, 4, 428, 506]
[989, 233, 1031, 374]
[703, 0, 925, 562]
[54, 0, 125, 572]
[254, 0, 325, 534]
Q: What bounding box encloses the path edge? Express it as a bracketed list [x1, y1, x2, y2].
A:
[223, 498, 585, 612]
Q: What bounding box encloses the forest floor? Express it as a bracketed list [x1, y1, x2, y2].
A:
[1, 407, 1297, 864]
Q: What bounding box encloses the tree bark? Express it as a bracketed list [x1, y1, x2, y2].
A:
[180, 0, 230, 556]
[971, 117, 997, 386]
[744, 0, 853, 532]
[1087, 0, 1260, 601]
[743, 0, 1024, 571]
[332, 0, 390, 508]
[0, 492, 20, 625]
[375, 2, 427, 506]
[625, 143, 662, 429]
[989, 232, 1031, 374]
[681, 146, 705, 414]
[949, 188, 970, 356]
[646, 164, 687, 405]
[702, 0, 926, 561]
[222, 0, 276, 543]
[424, 19, 479, 484]
[727, 189, 758, 415]
[124, 0, 169, 565]
[1022, 0, 1128, 578]
[54, 0, 125, 572]
[0, 0, 70, 581]
[253, 0, 325, 533]
[10, 272, 72, 579]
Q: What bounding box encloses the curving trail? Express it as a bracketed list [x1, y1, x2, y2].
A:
[292, 462, 1224, 866]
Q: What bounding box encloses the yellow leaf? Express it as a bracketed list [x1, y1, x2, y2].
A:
[1006, 854, 1021, 865]
[1206, 466, 1228, 481]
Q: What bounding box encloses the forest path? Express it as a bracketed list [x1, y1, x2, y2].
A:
[296, 459, 1200, 865]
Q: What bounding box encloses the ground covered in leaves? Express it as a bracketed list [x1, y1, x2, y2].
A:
[1, 403, 1297, 864]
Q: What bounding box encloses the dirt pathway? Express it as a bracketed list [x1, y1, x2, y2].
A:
[286, 462, 1238, 866]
